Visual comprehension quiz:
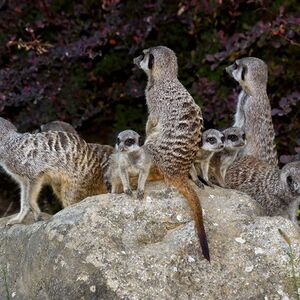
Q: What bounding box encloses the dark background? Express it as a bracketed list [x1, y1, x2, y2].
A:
[0, 0, 299, 215]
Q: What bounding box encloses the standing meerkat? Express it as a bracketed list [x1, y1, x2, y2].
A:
[190, 129, 225, 188]
[210, 127, 246, 187]
[109, 130, 151, 199]
[0, 117, 107, 225]
[134, 46, 210, 261]
[225, 156, 300, 222]
[226, 57, 278, 167]
[40, 120, 114, 191]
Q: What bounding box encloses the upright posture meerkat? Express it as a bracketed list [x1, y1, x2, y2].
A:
[190, 129, 225, 188]
[109, 130, 151, 199]
[134, 46, 210, 261]
[40, 120, 114, 191]
[0, 117, 107, 225]
[210, 127, 246, 187]
[226, 57, 278, 167]
[225, 156, 300, 222]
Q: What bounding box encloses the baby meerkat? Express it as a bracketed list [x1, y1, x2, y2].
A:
[0, 117, 107, 225]
[190, 129, 225, 188]
[210, 127, 246, 187]
[134, 46, 210, 261]
[226, 156, 300, 223]
[226, 57, 278, 166]
[40, 120, 114, 191]
[109, 130, 151, 200]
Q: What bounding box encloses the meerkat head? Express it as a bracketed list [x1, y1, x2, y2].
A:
[201, 129, 225, 152]
[226, 57, 268, 94]
[0, 117, 17, 137]
[280, 161, 300, 196]
[222, 127, 246, 151]
[115, 129, 141, 153]
[133, 46, 178, 79]
[40, 120, 78, 135]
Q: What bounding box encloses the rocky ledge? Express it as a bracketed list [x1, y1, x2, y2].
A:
[0, 181, 299, 299]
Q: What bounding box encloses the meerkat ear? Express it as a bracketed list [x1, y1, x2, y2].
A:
[241, 65, 248, 81]
[148, 54, 154, 69]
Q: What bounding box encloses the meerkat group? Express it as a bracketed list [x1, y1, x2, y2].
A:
[1, 46, 299, 262]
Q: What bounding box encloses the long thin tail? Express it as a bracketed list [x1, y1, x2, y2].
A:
[169, 176, 210, 261]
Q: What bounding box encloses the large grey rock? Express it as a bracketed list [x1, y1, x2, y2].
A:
[0, 181, 299, 300]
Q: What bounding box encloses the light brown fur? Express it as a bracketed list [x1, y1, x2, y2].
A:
[134, 46, 209, 261]
[226, 57, 278, 167]
[0, 117, 107, 225]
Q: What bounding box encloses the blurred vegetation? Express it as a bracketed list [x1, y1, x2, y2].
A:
[0, 0, 299, 214]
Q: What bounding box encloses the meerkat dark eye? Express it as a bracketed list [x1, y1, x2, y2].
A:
[241, 66, 247, 81]
[125, 138, 136, 146]
[207, 137, 217, 144]
[221, 136, 225, 143]
[148, 53, 154, 69]
[242, 133, 246, 140]
[228, 134, 238, 142]
[286, 175, 296, 192]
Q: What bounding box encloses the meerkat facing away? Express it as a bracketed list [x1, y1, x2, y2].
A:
[0, 117, 107, 225]
[40, 120, 114, 191]
[226, 57, 278, 167]
[226, 156, 300, 223]
[109, 130, 151, 200]
[210, 127, 246, 187]
[134, 46, 210, 261]
[190, 129, 225, 188]
[40, 120, 78, 135]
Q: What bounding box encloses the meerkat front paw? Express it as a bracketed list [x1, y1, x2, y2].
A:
[124, 188, 133, 196]
[194, 179, 205, 189]
[136, 189, 144, 200]
[205, 181, 215, 189]
[34, 214, 44, 222]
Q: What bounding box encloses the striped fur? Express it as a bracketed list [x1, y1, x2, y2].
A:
[0, 117, 107, 225]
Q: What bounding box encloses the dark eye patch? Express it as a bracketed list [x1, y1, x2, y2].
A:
[242, 133, 246, 140]
[148, 53, 154, 69]
[125, 138, 136, 146]
[228, 134, 238, 142]
[221, 136, 225, 143]
[287, 175, 296, 192]
[207, 137, 217, 144]
[241, 66, 247, 81]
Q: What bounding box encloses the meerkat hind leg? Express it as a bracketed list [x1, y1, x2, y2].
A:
[200, 161, 215, 189]
[6, 179, 34, 225]
[136, 161, 152, 200]
[190, 164, 205, 189]
[119, 167, 133, 196]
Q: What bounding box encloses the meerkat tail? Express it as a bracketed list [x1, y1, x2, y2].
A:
[169, 176, 210, 261]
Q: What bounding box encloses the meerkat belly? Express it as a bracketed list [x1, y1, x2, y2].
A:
[127, 165, 140, 176]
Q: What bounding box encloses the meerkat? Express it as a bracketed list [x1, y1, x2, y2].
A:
[226, 57, 278, 167]
[210, 127, 246, 187]
[225, 155, 300, 223]
[40, 120, 78, 135]
[0, 117, 108, 225]
[40, 120, 114, 191]
[190, 129, 225, 188]
[134, 46, 210, 261]
[109, 130, 151, 200]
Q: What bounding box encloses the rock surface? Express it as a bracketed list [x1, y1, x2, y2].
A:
[0, 181, 299, 300]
